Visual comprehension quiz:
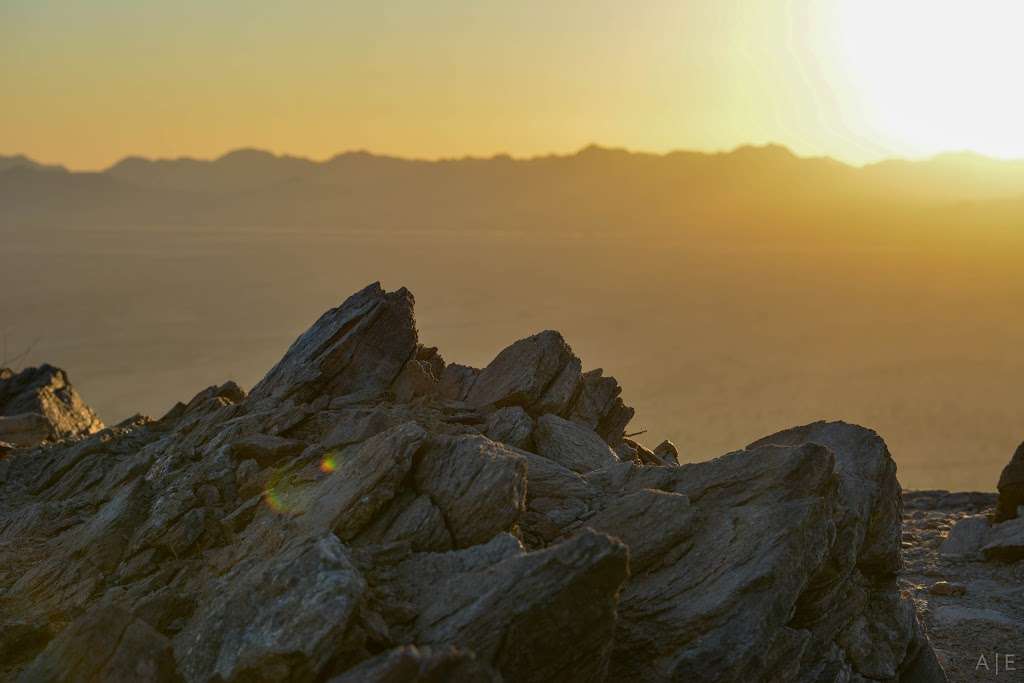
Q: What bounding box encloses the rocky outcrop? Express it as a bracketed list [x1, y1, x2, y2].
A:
[0, 364, 102, 447]
[0, 283, 943, 682]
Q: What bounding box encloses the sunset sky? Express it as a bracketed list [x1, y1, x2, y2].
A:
[4, 0, 1024, 170]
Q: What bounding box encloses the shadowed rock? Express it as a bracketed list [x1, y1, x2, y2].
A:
[17, 603, 180, 683]
[996, 440, 1024, 521]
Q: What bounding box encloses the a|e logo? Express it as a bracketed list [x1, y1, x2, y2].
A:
[977, 653, 1017, 675]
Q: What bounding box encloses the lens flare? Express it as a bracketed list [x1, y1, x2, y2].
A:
[319, 454, 338, 474]
[263, 487, 289, 514]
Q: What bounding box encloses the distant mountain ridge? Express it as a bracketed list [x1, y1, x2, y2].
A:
[4, 144, 1024, 239]
[0, 154, 68, 174]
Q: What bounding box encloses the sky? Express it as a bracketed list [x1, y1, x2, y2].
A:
[4, 0, 1024, 170]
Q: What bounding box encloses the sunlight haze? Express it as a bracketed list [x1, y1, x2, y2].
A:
[5, 0, 1023, 169]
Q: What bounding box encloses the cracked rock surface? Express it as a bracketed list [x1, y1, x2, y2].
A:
[0, 283, 945, 682]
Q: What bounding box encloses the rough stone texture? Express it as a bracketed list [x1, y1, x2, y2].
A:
[0, 364, 102, 446]
[175, 535, 366, 683]
[413, 434, 527, 548]
[900, 490, 1024, 683]
[939, 515, 990, 558]
[229, 433, 305, 466]
[17, 603, 180, 683]
[437, 364, 478, 401]
[0, 284, 946, 682]
[533, 413, 621, 474]
[483, 405, 534, 450]
[981, 516, 1024, 562]
[391, 359, 440, 403]
[382, 531, 629, 683]
[466, 330, 582, 416]
[996, 440, 1024, 521]
[249, 282, 418, 405]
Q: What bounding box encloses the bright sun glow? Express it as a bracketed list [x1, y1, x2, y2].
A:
[835, 0, 1024, 158]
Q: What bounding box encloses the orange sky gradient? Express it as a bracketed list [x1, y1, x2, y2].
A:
[4, 0, 1024, 170]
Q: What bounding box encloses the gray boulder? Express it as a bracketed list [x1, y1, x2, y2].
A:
[981, 516, 1024, 562]
[940, 515, 991, 558]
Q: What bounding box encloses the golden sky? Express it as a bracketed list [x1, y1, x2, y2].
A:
[4, 0, 1024, 170]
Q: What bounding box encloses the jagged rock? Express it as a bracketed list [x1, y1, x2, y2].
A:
[0, 364, 102, 446]
[327, 645, 500, 683]
[0, 285, 945, 682]
[483, 405, 534, 450]
[534, 413, 620, 474]
[465, 331, 582, 415]
[565, 368, 634, 445]
[520, 420, 936, 681]
[996, 440, 1024, 521]
[250, 283, 417, 404]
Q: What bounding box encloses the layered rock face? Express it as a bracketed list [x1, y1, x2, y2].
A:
[0, 283, 943, 682]
[0, 364, 103, 448]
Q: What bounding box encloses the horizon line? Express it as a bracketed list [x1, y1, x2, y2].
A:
[3, 142, 1021, 174]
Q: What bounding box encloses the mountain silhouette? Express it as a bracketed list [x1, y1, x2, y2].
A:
[3, 144, 1024, 244]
